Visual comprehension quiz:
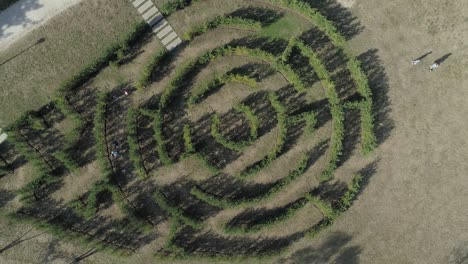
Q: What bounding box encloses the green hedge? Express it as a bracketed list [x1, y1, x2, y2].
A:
[183, 16, 262, 41]
[160, 46, 306, 112]
[153, 190, 202, 229]
[191, 153, 309, 209]
[182, 124, 195, 155]
[152, 111, 173, 166]
[234, 104, 259, 140]
[127, 108, 147, 178]
[296, 41, 343, 182]
[55, 21, 148, 97]
[223, 198, 308, 234]
[159, 0, 202, 16]
[188, 74, 257, 106]
[237, 91, 288, 179]
[135, 49, 169, 89]
[268, 0, 376, 154]
[211, 114, 250, 152]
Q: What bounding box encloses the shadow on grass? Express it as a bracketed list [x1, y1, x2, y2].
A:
[279, 231, 361, 264]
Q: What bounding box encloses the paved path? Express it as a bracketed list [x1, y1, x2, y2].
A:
[0, 0, 83, 52]
[129, 0, 182, 51]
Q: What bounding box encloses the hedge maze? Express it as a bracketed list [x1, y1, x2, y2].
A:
[0, 0, 383, 260]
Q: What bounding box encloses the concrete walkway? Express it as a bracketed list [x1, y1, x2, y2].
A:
[129, 0, 182, 51]
[0, 0, 83, 52]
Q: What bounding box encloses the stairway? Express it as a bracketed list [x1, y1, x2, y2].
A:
[130, 0, 182, 51]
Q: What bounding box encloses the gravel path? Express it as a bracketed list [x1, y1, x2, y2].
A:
[0, 0, 83, 51]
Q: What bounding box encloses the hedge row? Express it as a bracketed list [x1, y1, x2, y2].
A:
[159, 0, 203, 16]
[135, 49, 168, 90]
[54, 21, 149, 97]
[8, 211, 134, 255]
[267, 0, 376, 154]
[223, 198, 308, 234]
[287, 111, 317, 134]
[155, 217, 286, 261]
[91, 93, 151, 229]
[306, 173, 364, 238]
[237, 91, 288, 179]
[153, 190, 202, 229]
[93, 92, 113, 180]
[182, 124, 195, 155]
[192, 153, 220, 175]
[296, 41, 344, 182]
[127, 108, 147, 178]
[281, 36, 297, 63]
[152, 111, 173, 166]
[347, 60, 376, 154]
[234, 104, 259, 140]
[191, 153, 309, 209]
[183, 16, 262, 41]
[211, 114, 250, 152]
[188, 74, 257, 106]
[160, 46, 306, 112]
[5, 122, 57, 202]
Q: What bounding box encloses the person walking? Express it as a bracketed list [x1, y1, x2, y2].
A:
[429, 62, 439, 71]
[411, 59, 421, 65]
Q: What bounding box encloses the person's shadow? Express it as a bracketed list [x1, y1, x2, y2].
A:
[434, 53, 452, 65]
[414, 51, 432, 61]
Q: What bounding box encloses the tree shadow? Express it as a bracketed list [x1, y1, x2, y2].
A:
[0, 227, 45, 254]
[225, 197, 307, 231]
[172, 226, 304, 256]
[280, 231, 361, 264]
[357, 49, 393, 145]
[302, 0, 364, 40]
[0, 189, 15, 208]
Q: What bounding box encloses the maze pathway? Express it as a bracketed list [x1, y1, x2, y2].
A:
[129, 0, 182, 51]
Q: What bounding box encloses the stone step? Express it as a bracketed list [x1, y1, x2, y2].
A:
[152, 19, 168, 34]
[132, 0, 146, 8]
[147, 13, 163, 27]
[157, 24, 173, 39]
[137, 0, 153, 14]
[166, 37, 182, 51]
[142, 6, 158, 20]
[162, 31, 178, 46]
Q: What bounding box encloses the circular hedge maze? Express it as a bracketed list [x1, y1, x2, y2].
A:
[0, 0, 382, 261]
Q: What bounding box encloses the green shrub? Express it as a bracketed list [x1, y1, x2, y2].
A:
[223, 198, 308, 234]
[282, 36, 297, 62]
[296, 41, 343, 182]
[127, 108, 147, 178]
[192, 153, 309, 208]
[153, 111, 173, 166]
[183, 16, 262, 41]
[136, 49, 168, 89]
[188, 74, 257, 106]
[153, 190, 202, 228]
[234, 104, 259, 140]
[211, 114, 250, 152]
[182, 124, 195, 155]
[238, 91, 288, 179]
[339, 173, 364, 211]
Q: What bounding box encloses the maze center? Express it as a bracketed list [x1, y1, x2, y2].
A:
[1, 0, 381, 261]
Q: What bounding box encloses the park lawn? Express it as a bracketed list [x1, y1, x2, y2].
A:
[0, 0, 141, 127]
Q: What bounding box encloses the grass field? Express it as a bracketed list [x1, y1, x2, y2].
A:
[0, 0, 467, 263]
